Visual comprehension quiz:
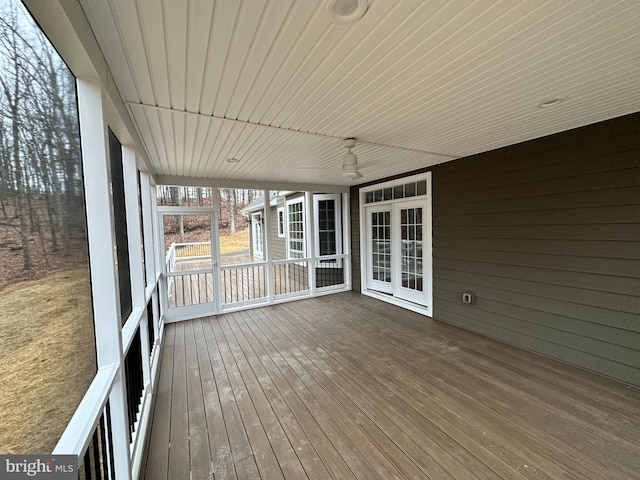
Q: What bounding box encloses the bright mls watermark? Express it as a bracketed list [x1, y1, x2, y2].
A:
[0, 455, 76, 479]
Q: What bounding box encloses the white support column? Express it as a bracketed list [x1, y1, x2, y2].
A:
[122, 147, 151, 381]
[76, 78, 132, 479]
[343, 192, 352, 290]
[150, 182, 162, 287]
[140, 172, 157, 295]
[122, 147, 144, 310]
[305, 191, 316, 295]
[211, 187, 222, 314]
[140, 172, 160, 344]
[263, 190, 274, 303]
[151, 288, 160, 345]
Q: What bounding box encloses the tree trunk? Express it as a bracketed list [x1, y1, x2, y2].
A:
[230, 189, 237, 234]
[10, 100, 31, 269]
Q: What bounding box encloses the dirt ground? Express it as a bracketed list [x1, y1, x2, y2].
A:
[0, 215, 95, 454]
[0, 268, 96, 454]
[0, 228, 88, 290]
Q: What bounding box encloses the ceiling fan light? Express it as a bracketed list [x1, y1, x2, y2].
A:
[341, 137, 361, 178]
[342, 150, 358, 167]
[342, 167, 362, 178]
[326, 0, 368, 24]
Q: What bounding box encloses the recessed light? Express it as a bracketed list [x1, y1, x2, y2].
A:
[538, 97, 565, 108]
[226, 158, 240, 163]
[326, 0, 368, 24]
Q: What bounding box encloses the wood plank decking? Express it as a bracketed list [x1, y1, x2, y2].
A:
[143, 292, 640, 480]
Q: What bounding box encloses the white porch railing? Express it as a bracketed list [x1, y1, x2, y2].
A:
[53, 285, 162, 480]
[221, 261, 268, 305]
[165, 242, 214, 308]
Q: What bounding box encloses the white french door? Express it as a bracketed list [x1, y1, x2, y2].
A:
[365, 200, 429, 307]
[366, 206, 393, 294]
[251, 212, 264, 260]
[393, 201, 426, 305]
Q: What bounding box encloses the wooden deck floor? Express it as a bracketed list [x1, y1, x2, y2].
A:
[143, 292, 640, 480]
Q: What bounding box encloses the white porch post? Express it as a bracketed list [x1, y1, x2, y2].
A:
[123, 147, 152, 478]
[122, 146, 151, 381]
[76, 78, 132, 479]
[264, 190, 275, 303]
[343, 192, 352, 290]
[140, 172, 160, 340]
[305, 191, 316, 294]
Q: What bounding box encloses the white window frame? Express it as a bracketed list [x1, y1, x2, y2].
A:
[277, 207, 285, 238]
[286, 198, 305, 259]
[314, 194, 342, 267]
[252, 211, 264, 260]
[359, 172, 433, 317]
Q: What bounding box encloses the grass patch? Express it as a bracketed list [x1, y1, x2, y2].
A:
[0, 268, 95, 454]
[175, 228, 251, 257]
[220, 228, 250, 255]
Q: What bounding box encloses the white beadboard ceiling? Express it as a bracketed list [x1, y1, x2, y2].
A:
[77, 0, 640, 187]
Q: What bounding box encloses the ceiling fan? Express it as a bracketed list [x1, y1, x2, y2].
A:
[342, 137, 363, 179]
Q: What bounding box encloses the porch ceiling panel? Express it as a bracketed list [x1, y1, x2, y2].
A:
[128, 103, 450, 182]
[78, 0, 640, 186]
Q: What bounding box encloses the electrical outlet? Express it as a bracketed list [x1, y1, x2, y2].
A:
[462, 292, 473, 304]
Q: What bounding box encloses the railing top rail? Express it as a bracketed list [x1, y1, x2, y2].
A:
[221, 261, 268, 269]
[272, 254, 347, 265]
[53, 363, 119, 463]
[174, 241, 211, 247]
[166, 268, 213, 276]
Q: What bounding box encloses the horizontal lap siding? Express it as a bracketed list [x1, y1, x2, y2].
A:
[432, 113, 640, 386]
[350, 112, 640, 386]
[269, 205, 286, 260]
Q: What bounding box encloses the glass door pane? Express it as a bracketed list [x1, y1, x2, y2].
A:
[399, 207, 423, 292]
[366, 206, 393, 294]
[394, 202, 426, 305]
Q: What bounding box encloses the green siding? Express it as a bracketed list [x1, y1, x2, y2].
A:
[351, 112, 640, 386]
[269, 204, 286, 260]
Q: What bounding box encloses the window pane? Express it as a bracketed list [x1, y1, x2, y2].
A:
[317, 199, 336, 256]
[156, 186, 212, 206]
[0, 0, 96, 453]
[287, 200, 304, 258]
[278, 208, 285, 237]
[417, 180, 427, 196]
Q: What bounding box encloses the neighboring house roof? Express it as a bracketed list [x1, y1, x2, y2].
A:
[241, 191, 279, 214]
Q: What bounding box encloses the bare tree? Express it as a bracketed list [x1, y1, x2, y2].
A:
[0, 0, 86, 268]
[0, 6, 38, 269]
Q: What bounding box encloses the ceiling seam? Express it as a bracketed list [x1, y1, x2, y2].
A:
[127, 102, 458, 159]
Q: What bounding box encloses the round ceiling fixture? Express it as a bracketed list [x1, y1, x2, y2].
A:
[342, 137, 362, 179]
[538, 97, 565, 108]
[326, 0, 368, 24]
